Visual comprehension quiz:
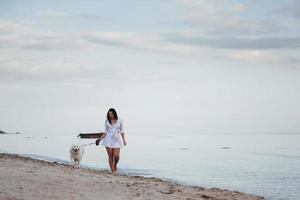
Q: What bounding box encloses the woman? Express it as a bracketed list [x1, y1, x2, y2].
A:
[100, 108, 127, 174]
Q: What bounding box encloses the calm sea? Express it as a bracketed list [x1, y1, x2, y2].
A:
[0, 133, 299, 200]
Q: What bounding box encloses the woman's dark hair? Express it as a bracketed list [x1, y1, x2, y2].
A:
[106, 108, 118, 125]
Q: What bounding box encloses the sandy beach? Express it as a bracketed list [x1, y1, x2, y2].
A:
[0, 153, 264, 200]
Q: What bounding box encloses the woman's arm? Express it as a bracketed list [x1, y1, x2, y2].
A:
[121, 133, 126, 145]
[95, 121, 107, 146]
[101, 120, 108, 139]
[99, 132, 106, 139]
[120, 119, 126, 145]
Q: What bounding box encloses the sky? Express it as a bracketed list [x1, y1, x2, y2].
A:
[0, 0, 299, 136]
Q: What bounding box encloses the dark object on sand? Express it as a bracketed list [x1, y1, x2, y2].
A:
[221, 146, 231, 149]
[77, 132, 105, 139]
[0, 130, 20, 134]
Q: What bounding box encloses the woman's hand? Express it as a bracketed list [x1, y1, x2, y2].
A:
[121, 132, 126, 146]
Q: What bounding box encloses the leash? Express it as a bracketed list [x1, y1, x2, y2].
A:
[81, 142, 95, 146]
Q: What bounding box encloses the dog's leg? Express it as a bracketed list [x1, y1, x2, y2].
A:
[70, 155, 75, 167]
[71, 156, 77, 168]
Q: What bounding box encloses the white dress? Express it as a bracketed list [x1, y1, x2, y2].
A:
[100, 117, 125, 148]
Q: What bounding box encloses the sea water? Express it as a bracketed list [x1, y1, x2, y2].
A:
[0, 133, 299, 200]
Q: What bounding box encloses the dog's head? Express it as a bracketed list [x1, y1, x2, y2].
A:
[70, 144, 82, 154]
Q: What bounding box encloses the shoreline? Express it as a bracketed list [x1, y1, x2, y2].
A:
[0, 153, 265, 200]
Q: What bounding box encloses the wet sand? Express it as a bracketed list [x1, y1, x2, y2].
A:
[0, 153, 264, 200]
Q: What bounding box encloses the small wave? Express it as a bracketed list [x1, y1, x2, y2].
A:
[249, 152, 300, 160]
[19, 153, 72, 164]
[179, 147, 189, 150]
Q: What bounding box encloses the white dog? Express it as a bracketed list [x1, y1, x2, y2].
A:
[69, 144, 84, 168]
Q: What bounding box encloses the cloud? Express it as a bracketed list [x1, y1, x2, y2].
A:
[175, 0, 284, 36]
[276, 1, 300, 19]
[0, 19, 195, 84]
[162, 33, 300, 50]
[36, 10, 69, 16]
[0, 17, 299, 83]
[0, 19, 30, 33]
[0, 19, 195, 55]
[0, 19, 90, 51]
[81, 31, 194, 54]
[231, 4, 248, 12]
[0, 57, 116, 83]
[225, 50, 299, 66]
[226, 50, 281, 63]
[35, 10, 104, 20]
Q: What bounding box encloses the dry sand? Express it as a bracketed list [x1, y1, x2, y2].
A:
[0, 153, 264, 200]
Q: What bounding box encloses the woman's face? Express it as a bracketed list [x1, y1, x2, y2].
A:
[108, 111, 115, 120]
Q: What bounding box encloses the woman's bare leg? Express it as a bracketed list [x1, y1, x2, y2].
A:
[112, 148, 120, 172]
[105, 147, 114, 173]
